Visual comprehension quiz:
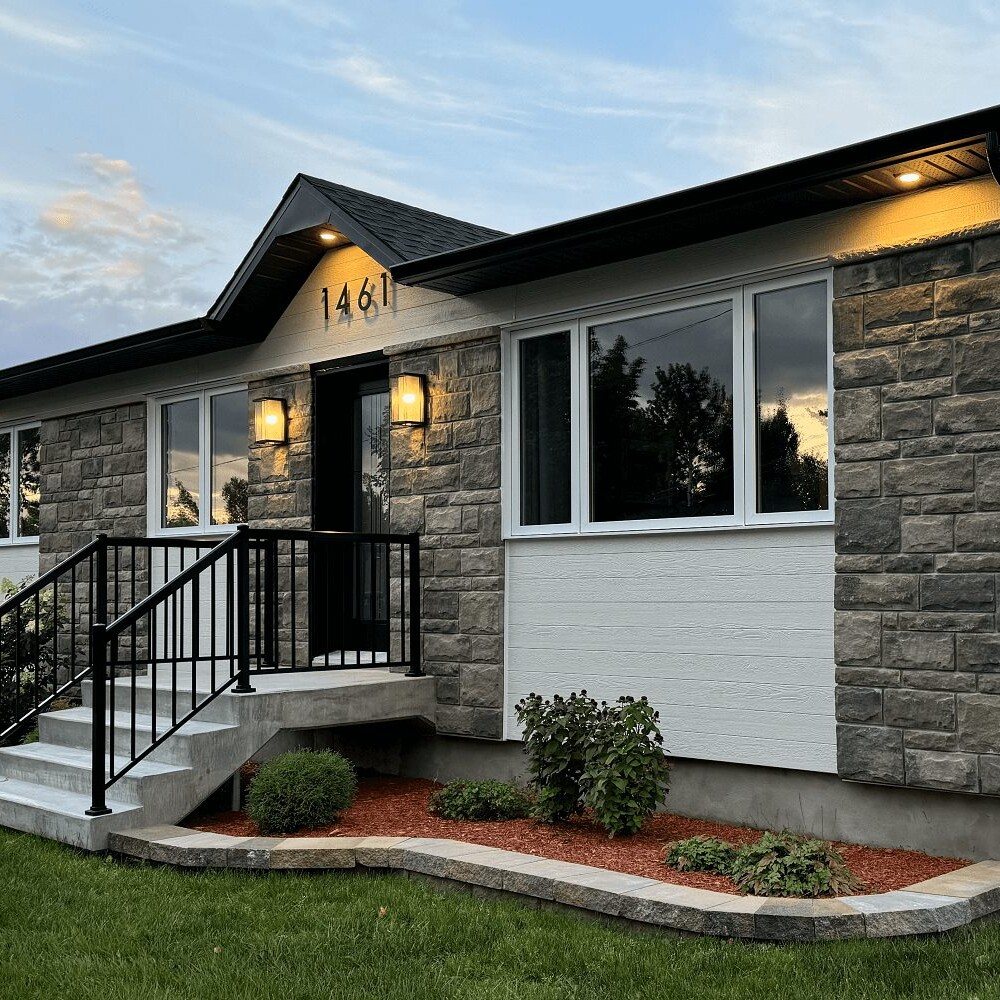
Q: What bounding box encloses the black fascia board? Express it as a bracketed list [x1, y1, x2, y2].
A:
[0, 317, 241, 399]
[391, 105, 1000, 292]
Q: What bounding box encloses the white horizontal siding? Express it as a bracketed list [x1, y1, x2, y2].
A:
[0, 544, 40, 585]
[504, 526, 836, 773]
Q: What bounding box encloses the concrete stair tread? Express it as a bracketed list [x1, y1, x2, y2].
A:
[0, 741, 189, 779]
[52, 706, 239, 736]
[0, 776, 137, 819]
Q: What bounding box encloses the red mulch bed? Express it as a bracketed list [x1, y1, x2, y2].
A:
[187, 775, 968, 896]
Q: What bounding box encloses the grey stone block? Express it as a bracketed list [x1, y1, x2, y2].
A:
[882, 630, 954, 670]
[618, 883, 733, 933]
[837, 724, 904, 783]
[227, 837, 282, 870]
[865, 283, 933, 327]
[883, 455, 974, 495]
[901, 515, 953, 553]
[835, 686, 882, 724]
[935, 393, 1000, 434]
[835, 258, 899, 296]
[955, 512, 1000, 551]
[922, 493, 976, 515]
[920, 574, 994, 612]
[979, 757, 1000, 796]
[884, 689, 955, 730]
[975, 455, 1000, 510]
[844, 891, 970, 936]
[936, 272, 1000, 316]
[955, 334, 1000, 392]
[835, 575, 917, 611]
[905, 749, 977, 791]
[753, 899, 820, 942]
[834, 387, 881, 443]
[836, 500, 900, 554]
[882, 376, 953, 401]
[900, 243, 971, 283]
[355, 836, 413, 869]
[903, 730, 958, 751]
[269, 837, 361, 869]
[897, 611, 994, 632]
[552, 870, 662, 917]
[882, 401, 932, 440]
[833, 296, 864, 352]
[834, 612, 881, 667]
[899, 340, 954, 381]
[957, 694, 1000, 753]
[834, 348, 899, 388]
[904, 861, 1000, 919]
[956, 634, 1000, 671]
[835, 462, 881, 499]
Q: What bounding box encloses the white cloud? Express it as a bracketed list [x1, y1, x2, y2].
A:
[0, 154, 216, 364]
[0, 8, 90, 51]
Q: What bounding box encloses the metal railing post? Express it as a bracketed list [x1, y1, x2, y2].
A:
[233, 525, 255, 693]
[405, 535, 423, 677]
[86, 621, 111, 816]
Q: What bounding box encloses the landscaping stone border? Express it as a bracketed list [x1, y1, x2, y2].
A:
[108, 826, 1000, 942]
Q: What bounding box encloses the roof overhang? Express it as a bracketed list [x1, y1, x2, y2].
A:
[391, 106, 1000, 295]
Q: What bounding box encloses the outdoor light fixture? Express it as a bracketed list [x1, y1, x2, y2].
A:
[319, 230, 338, 242]
[895, 170, 922, 185]
[254, 397, 288, 444]
[390, 373, 426, 426]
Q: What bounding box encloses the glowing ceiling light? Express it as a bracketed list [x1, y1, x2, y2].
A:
[895, 171, 922, 185]
[319, 231, 338, 242]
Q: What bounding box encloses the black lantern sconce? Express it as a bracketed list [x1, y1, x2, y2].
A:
[390, 373, 427, 426]
[254, 397, 288, 444]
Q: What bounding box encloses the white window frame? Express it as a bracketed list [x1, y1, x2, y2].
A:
[743, 270, 835, 527]
[148, 383, 249, 537]
[503, 268, 833, 539]
[0, 421, 41, 546]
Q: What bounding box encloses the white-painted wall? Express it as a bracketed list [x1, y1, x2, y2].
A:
[0, 544, 40, 585]
[504, 527, 836, 772]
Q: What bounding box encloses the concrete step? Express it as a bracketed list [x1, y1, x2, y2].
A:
[81, 677, 239, 724]
[0, 775, 141, 851]
[39, 707, 239, 765]
[0, 741, 188, 803]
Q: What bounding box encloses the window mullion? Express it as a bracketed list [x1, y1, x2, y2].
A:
[201, 391, 211, 532]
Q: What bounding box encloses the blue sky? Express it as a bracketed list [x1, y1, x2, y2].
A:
[0, 0, 998, 366]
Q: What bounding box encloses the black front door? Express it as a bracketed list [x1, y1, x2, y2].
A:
[313, 361, 391, 662]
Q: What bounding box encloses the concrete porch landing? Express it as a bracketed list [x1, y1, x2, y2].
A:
[0, 667, 436, 852]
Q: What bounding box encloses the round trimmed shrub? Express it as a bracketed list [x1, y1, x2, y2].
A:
[429, 780, 533, 821]
[246, 750, 357, 834]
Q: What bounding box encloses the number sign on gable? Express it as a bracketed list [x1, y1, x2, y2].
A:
[321, 273, 390, 321]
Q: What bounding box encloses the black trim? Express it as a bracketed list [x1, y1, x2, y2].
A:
[392, 105, 1000, 294]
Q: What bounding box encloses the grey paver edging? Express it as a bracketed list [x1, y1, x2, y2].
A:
[108, 826, 1000, 942]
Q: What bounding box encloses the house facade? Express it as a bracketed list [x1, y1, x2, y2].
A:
[4, 108, 1000, 856]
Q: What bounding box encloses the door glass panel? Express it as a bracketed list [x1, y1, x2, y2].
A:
[355, 390, 390, 622]
[210, 389, 249, 525]
[162, 399, 200, 528]
[17, 426, 40, 537]
[754, 281, 829, 513]
[589, 301, 735, 522]
[0, 432, 10, 540]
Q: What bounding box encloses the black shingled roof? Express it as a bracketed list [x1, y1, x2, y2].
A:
[302, 176, 506, 262]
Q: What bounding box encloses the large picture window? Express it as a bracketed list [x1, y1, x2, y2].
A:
[508, 271, 831, 536]
[155, 386, 249, 533]
[0, 424, 40, 544]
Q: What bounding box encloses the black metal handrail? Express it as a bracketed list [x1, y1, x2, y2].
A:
[0, 534, 227, 745]
[86, 526, 422, 816]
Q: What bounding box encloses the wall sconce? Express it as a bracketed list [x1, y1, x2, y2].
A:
[254, 397, 288, 444]
[390, 373, 426, 426]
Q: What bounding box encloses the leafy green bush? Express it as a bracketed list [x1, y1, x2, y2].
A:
[664, 835, 737, 874]
[729, 832, 862, 898]
[581, 696, 671, 837]
[515, 691, 670, 836]
[429, 780, 533, 821]
[246, 750, 357, 834]
[515, 691, 599, 823]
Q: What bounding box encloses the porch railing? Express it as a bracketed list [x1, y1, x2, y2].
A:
[86, 526, 421, 816]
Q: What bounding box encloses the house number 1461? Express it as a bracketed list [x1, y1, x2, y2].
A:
[322, 273, 389, 319]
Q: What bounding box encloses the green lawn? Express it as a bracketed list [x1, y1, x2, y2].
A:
[2, 829, 999, 1000]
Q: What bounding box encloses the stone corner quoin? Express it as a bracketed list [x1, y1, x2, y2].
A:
[833, 237, 1000, 795]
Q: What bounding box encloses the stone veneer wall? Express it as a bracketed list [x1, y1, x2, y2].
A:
[38, 403, 147, 571]
[248, 367, 313, 665]
[386, 328, 504, 739]
[834, 232, 1000, 794]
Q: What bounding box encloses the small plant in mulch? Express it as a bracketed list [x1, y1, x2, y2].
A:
[515, 691, 671, 837]
[663, 835, 738, 875]
[664, 830, 864, 897]
[729, 832, 863, 898]
[246, 750, 357, 834]
[429, 780, 533, 821]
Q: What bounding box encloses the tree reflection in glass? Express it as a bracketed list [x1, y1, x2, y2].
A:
[589, 302, 734, 522]
[0, 433, 9, 540]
